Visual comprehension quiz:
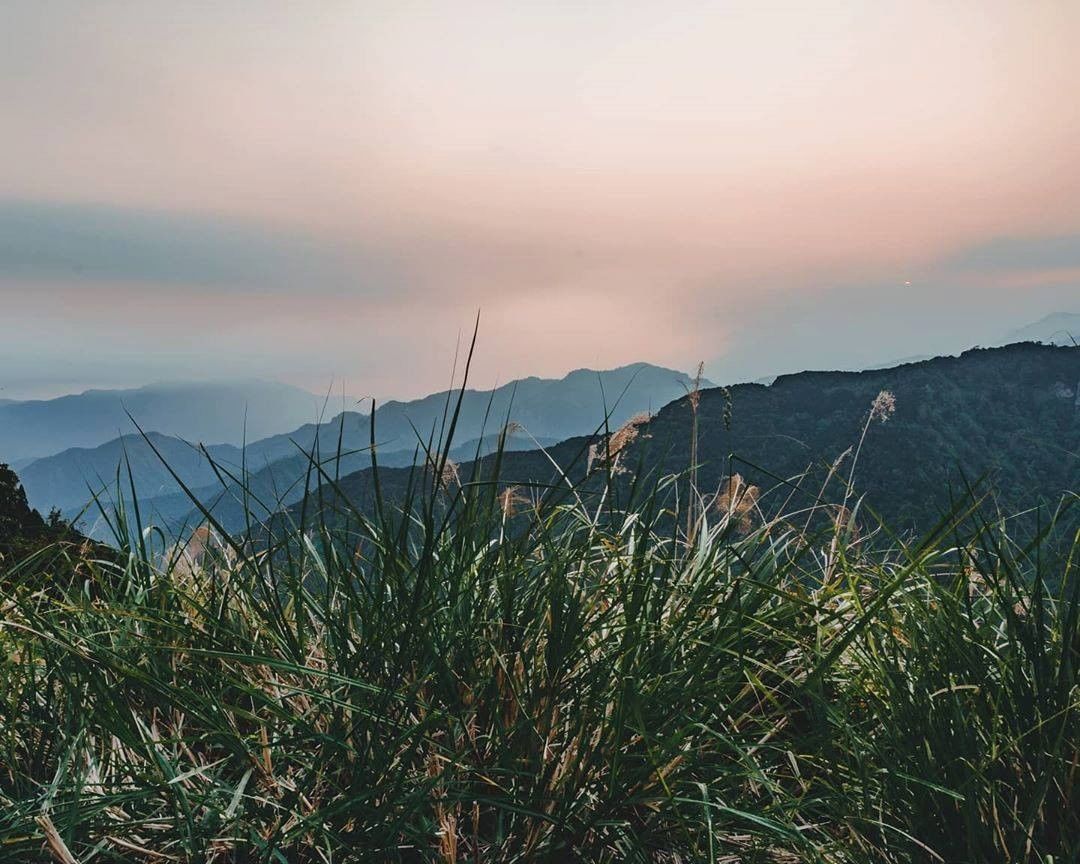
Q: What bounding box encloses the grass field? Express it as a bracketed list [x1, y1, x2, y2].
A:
[1, 395, 1078, 862]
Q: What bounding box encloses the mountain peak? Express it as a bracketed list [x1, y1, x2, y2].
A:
[1004, 312, 1080, 346]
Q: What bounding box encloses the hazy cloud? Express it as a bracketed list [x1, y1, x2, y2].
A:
[0, 199, 401, 294]
[944, 235, 1080, 274]
[2, 2, 1079, 398]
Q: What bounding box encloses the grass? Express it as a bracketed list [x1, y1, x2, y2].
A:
[0, 376, 1078, 863]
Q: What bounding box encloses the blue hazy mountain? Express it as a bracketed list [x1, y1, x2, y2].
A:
[229, 363, 707, 468]
[0, 379, 324, 463]
[17, 363, 705, 529]
[1004, 312, 1080, 346]
[16, 433, 243, 516]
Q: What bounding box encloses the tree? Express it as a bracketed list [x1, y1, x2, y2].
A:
[0, 462, 45, 543]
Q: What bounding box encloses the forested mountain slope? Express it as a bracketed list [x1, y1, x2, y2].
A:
[288, 344, 1079, 538]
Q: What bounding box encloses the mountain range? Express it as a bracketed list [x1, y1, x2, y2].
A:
[1003, 312, 1079, 346]
[16, 433, 244, 515]
[13, 363, 706, 534]
[0, 379, 324, 463]
[7, 314, 1078, 541]
[279, 343, 1079, 540]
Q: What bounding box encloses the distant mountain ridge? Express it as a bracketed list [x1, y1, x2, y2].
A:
[641, 343, 1079, 532]
[0, 380, 323, 463]
[283, 343, 1079, 540]
[228, 363, 710, 468]
[17, 433, 243, 515]
[147, 362, 705, 536]
[16, 363, 706, 533]
[1004, 312, 1079, 346]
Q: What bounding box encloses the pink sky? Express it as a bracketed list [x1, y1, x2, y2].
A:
[1, 1, 1078, 398]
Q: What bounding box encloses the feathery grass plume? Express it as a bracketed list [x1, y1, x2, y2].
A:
[869, 388, 896, 423]
[607, 410, 650, 457]
[714, 472, 761, 532]
[846, 388, 898, 503]
[424, 451, 461, 492]
[439, 457, 461, 491]
[587, 411, 651, 475]
[497, 484, 529, 520]
[171, 521, 234, 579]
[687, 361, 704, 413]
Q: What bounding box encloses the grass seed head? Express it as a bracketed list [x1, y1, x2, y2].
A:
[869, 389, 896, 423]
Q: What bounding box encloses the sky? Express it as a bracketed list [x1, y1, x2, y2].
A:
[1, 1, 1078, 400]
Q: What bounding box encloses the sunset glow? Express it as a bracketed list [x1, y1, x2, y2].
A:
[2, 1, 1078, 397]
